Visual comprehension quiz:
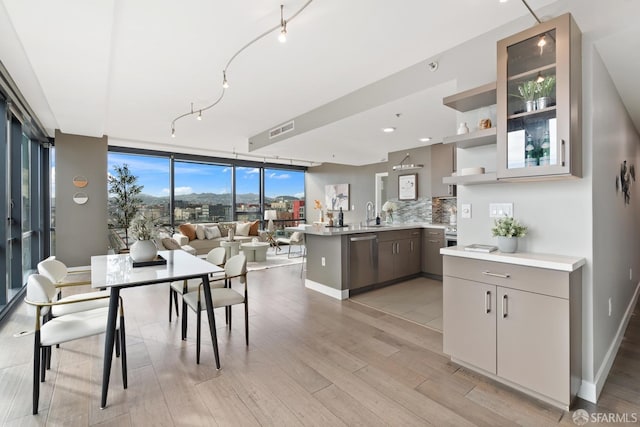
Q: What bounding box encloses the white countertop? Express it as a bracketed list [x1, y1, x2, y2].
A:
[286, 222, 448, 237]
[440, 246, 585, 272]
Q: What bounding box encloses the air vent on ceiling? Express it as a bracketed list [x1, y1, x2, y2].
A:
[269, 120, 295, 139]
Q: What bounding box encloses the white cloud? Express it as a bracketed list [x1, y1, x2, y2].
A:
[173, 186, 193, 195]
[161, 188, 170, 195]
[294, 192, 304, 198]
[245, 168, 260, 175]
[269, 172, 290, 179]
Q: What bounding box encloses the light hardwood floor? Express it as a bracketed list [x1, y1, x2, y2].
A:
[0, 265, 638, 426]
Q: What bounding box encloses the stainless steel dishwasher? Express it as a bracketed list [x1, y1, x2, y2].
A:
[348, 234, 378, 291]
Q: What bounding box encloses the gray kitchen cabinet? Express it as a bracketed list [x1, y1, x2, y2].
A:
[442, 255, 582, 409]
[377, 230, 421, 282]
[430, 143, 456, 197]
[496, 13, 582, 180]
[422, 228, 444, 276]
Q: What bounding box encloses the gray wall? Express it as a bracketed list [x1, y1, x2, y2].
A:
[305, 162, 387, 225]
[55, 130, 108, 266]
[590, 48, 640, 384]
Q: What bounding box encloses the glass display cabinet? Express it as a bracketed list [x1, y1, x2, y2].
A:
[497, 13, 582, 179]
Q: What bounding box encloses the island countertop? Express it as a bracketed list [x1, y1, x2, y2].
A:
[440, 246, 585, 272]
[286, 222, 448, 236]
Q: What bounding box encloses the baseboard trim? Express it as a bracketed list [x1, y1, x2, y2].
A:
[578, 281, 640, 403]
[305, 279, 349, 300]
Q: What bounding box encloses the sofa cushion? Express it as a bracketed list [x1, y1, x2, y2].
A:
[178, 223, 196, 241]
[195, 224, 206, 240]
[236, 222, 251, 236]
[218, 222, 235, 237]
[204, 225, 221, 239]
[162, 238, 182, 250]
[249, 220, 260, 236]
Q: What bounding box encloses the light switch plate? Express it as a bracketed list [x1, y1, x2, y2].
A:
[489, 203, 513, 218]
[461, 203, 471, 219]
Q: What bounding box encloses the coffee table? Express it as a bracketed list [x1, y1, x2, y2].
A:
[240, 242, 270, 262]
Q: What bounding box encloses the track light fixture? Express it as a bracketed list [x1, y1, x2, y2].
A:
[222, 70, 229, 89]
[279, 5, 288, 43]
[170, 0, 314, 152]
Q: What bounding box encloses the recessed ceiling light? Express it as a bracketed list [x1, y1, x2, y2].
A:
[419, 137, 432, 142]
[382, 127, 396, 133]
[499, 0, 508, 3]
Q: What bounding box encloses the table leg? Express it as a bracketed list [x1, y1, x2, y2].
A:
[101, 288, 120, 409]
[200, 274, 220, 369]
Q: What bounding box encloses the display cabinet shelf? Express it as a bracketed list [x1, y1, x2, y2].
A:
[508, 106, 556, 120]
[443, 127, 496, 148]
[508, 63, 557, 82]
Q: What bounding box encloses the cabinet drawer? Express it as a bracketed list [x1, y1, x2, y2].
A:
[423, 228, 445, 239]
[377, 229, 419, 241]
[443, 256, 569, 299]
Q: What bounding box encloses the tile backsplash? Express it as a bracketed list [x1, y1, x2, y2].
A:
[383, 197, 432, 223]
[432, 197, 457, 224]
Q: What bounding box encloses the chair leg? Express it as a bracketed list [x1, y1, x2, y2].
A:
[244, 302, 249, 346]
[169, 289, 173, 322]
[181, 299, 188, 340]
[33, 333, 40, 415]
[173, 290, 179, 318]
[196, 303, 201, 364]
[40, 346, 47, 383]
[119, 316, 128, 389]
[287, 244, 292, 258]
[228, 305, 232, 331]
[115, 330, 121, 358]
[46, 346, 51, 370]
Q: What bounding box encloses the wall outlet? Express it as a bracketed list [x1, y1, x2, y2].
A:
[489, 203, 513, 218]
[608, 297, 612, 317]
[461, 203, 472, 219]
[321, 257, 326, 267]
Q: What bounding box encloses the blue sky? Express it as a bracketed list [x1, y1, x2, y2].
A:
[107, 153, 304, 198]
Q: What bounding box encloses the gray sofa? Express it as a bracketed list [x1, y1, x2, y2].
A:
[172, 222, 266, 255]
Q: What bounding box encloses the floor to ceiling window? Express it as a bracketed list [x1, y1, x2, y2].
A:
[107, 149, 306, 243]
[0, 93, 50, 320]
[174, 160, 232, 224]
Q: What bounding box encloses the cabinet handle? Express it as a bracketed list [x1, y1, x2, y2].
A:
[502, 294, 508, 318]
[485, 291, 491, 314]
[410, 241, 414, 251]
[428, 231, 439, 235]
[482, 271, 510, 279]
[561, 139, 566, 166]
[429, 239, 439, 243]
[396, 242, 400, 254]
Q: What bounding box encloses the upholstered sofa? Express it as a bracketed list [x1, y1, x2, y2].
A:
[171, 221, 265, 255]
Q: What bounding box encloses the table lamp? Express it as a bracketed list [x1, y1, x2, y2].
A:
[264, 210, 277, 232]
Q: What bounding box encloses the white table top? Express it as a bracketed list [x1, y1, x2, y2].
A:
[240, 242, 269, 248]
[91, 250, 223, 288]
[220, 240, 241, 247]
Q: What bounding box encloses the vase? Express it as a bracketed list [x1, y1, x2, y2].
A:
[497, 236, 518, 253]
[386, 212, 393, 225]
[536, 96, 551, 109]
[130, 239, 158, 262]
[457, 122, 469, 135]
[525, 100, 536, 112]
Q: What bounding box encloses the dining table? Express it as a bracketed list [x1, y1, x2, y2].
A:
[91, 249, 224, 408]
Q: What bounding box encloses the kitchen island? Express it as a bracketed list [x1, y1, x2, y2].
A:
[288, 223, 448, 299]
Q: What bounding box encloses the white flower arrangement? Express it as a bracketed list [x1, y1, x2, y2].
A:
[128, 214, 157, 241]
[491, 216, 528, 238]
[382, 201, 397, 214]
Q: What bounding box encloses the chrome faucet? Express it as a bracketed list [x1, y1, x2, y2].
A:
[365, 201, 374, 225]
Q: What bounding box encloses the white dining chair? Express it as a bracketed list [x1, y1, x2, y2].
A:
[25, 274, 128, 415]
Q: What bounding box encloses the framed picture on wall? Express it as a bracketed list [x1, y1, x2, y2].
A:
[398, 174, 417, 200]
[325, 183, 350, 211]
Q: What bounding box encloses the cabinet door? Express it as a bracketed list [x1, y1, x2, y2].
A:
[378, 240, 395, 283]
[394, 238, 420, 277]
[430, 143, 456, 197]
[496, 13, 581, 179]
[422, 238, 444, 276]
[497, 287, 570, 404]
[407, 236, 422, 275]
[443, 277, 497, 374]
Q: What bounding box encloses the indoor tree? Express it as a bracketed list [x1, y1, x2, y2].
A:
[108, 163, 143, 249]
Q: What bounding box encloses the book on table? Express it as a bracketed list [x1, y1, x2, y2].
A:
[464, 244, 498, 253]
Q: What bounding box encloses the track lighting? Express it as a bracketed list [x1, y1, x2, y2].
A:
[278, 5, 287, 43]
[536, 72, 545, 83]
[197, 110, 202, 120]
[222, 70, 229, 89]
[171, 127, 176, 138]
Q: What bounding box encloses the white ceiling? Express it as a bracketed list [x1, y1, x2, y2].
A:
[0, 0, 639, 167]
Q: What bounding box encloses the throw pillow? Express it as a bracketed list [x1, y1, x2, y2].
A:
[178, 223, 196, 241]
[249, 220, 260, 236]
[204, 225, 221, 239]
[236, 222, 251, 236]
[162, 238, 182, 250]
[195, 224, 206, 240]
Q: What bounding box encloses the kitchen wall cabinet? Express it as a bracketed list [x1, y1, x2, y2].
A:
[430, 143, 456, 197]
[442, 255, 582, 409]
[496, 13, 582, 179]
[378, 229, 421, 282]
[422, 228, 444, 276]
